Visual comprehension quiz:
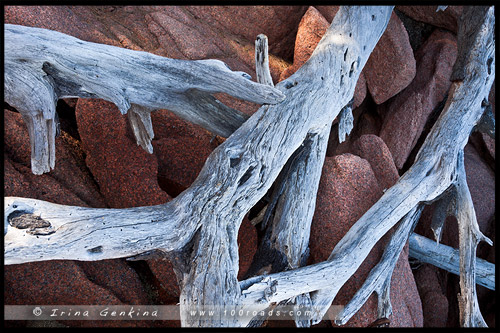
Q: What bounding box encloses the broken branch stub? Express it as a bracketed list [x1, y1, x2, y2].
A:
[4, 24, 283, 174]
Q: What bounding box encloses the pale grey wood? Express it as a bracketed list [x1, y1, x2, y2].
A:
[127, 104, 155, 154]
[247, 37, 328, 326]
[430, 185, 457, 243]
[4, 195, 199, 263]
[475, 100, 495, 138]
[246, 128, 330, 327]
[177, 7, 394, 327]
[4, 6, 393, 328]
[7, 5, 493, 328]
[408, 233, 495, 291]
[455, 150, 491, 327]
[4, 24, 283, 174]
[334, 205, 424, 326]
[255, 34, 274, 87]
[338, 99, 354, 143]
[239, 6, 494, 328]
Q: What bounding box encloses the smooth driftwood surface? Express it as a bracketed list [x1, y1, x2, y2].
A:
[3, 5, 495, 328]
[4, 23, 285, 174]
[409, 233, 495, 291]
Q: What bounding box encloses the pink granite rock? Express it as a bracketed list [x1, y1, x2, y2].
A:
[314, 5, 340, 23]
[279, 6, 367, 108]
[310, 154, 423, 327]
[4, 260, 151, 327]
[397, 6, 463, 33]
[364, 12, 416, 104]
[413, 265, 449, 327]
[4, 109, 107, 208]
[379, 29, 458, 169]
[75, 99, 170, 208]
[352, 134, 400, 190]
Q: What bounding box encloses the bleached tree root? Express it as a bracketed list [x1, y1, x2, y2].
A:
[4, 6, 393, 327]
[334, 205, 424, 326]
[238, 6, 495, 328]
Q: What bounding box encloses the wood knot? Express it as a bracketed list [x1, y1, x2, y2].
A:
[8, 212, 54, 235]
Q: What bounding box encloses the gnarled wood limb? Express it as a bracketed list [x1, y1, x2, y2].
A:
[4, 195, 198, 263]
[455, 149, 492, 327]
[4, 6, 393, 328]
[255, 34, 274, 87]
[334, 205, 424, 326]
[338, 98, 354, 143]
[5, 5, 494, 328]
[248, 40, 332, 325]
[175, 7, 394, 327]
[4, 24, 283, 174]
[409, 233, 495, 291]
[239, 6, 494, 328]
[245, 128, 330, 328]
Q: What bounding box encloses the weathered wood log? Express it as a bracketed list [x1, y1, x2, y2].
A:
[175, 7, 394, 327]
[334, 205, 424, 325]
[245, 128, 330, 328]
[409, 233, 495, 291]
[5, 23, 283, 174]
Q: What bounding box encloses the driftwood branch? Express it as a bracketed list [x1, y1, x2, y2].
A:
[4, 6, 393, 327]
[4, 24, 284, 174]
[238, 5, 495, 328]
[3, 5, 495, 328]
[334, 205, 424, 325]
[409, 233, 495, 291]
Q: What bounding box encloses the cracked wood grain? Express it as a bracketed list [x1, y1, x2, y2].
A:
[238, 6, 494, 328]
[4, 6, 393, 327]
[4, 23, 283, 174]
[408, 233, 494, 291]
[4, 5, 494, 328]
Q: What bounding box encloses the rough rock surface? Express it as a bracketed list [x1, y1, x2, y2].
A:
[313, 5, 340, 23]
[4, 261, 153, 327]
[4, 109, 107, 208]
[352, 134, 399, 191]
[150, 109, 217, 196]
[363, 12, 416, 105]
[396, 6, 463, 33]
[4, 5, 495, 328]
[310, 153, 423, 327]
[413, 264, 449, 327]
[75, 99, 171, 208]
[379, 29, 458, 170]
